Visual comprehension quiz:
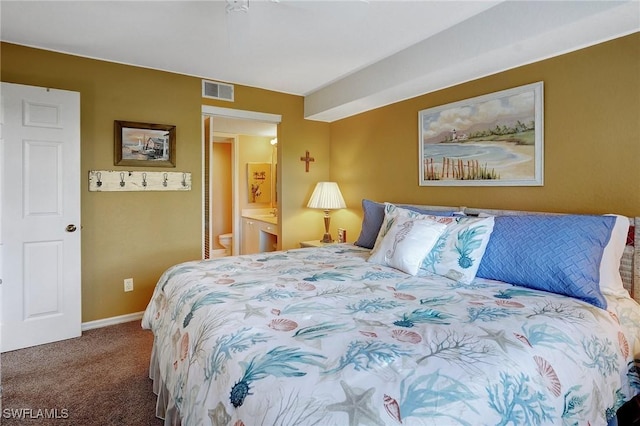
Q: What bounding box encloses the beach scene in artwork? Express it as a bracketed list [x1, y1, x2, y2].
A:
[421, 88, 538, 182]
[121, 127, 170, 161]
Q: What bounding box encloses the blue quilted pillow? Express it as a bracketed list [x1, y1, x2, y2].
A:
[476, 214, 615, 309]
[354, 199, 456, 249]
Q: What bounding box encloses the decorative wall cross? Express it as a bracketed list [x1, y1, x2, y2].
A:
[300, 150, 315, 172]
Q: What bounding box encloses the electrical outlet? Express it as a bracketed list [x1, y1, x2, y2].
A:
[124, 278, 134, 292]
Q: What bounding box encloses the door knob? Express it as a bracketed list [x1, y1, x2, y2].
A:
[66, 224, 77, 232]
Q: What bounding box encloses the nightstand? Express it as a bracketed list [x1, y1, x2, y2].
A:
[300, 240, 337, 248]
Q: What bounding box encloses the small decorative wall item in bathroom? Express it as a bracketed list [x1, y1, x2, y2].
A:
[114, 120, 176, 167]
[247, 162, 271, 203]
[88, 170, 191, 191]
[419, 81, 544, 186]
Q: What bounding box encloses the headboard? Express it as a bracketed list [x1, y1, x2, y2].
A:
[405, 204, 639, 304]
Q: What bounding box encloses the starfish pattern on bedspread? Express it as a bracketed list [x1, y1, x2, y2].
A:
[326, 380, 384, 426]
[241, 303, 266, 319]
[478, 327, 521, 352]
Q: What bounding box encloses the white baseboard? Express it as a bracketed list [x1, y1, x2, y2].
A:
[81, 311, 145, 331]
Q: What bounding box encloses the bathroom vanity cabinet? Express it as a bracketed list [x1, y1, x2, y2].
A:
[241, 216, 278, 255]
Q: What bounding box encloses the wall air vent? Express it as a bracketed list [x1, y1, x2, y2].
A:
[202, 80, 234, 102]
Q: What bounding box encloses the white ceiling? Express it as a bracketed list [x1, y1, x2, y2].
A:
[1, 1, 638, 122]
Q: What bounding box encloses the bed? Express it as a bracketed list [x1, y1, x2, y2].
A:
[142, 202, 640, 426]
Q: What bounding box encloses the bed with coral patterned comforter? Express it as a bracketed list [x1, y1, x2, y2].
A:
[142, 243, 640, 426]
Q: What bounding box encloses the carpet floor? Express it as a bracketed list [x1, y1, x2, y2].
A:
[2, 320, 163, 425]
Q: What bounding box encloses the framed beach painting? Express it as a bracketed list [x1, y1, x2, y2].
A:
[115, 120, 176, 167]
[419, 82, 544, 186]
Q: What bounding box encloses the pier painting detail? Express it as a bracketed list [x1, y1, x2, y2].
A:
[114, 120, 176, 167]
[419, 82, 544, 186]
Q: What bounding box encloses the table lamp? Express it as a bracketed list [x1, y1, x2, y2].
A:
[307, 182, 346, 243]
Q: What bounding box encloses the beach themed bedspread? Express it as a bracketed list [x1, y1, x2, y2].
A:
[142, 244, 640, 426]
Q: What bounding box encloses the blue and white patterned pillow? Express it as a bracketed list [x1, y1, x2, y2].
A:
[418, 216, 495, 284]
[373, 203, 495, 284]
[476, 214, 615, 309]
[368, 216, 447, 275]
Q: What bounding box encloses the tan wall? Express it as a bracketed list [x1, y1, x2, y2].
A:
[330, 33, 640, 239]
[4, 33, 637, 322]
[1, 42, 331, 322]
[212, 142, 232, 250]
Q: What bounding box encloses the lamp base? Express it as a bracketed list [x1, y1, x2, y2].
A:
[320, 233, 333, 243]
[319, 209, 334, 243]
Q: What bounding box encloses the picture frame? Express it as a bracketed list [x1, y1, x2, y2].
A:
[419, 82, 543, 186]
[114, 120, 176, 167]
[247, 162, 272, 203]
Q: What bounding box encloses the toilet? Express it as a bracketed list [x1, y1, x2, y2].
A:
[218, 233, 233, 256]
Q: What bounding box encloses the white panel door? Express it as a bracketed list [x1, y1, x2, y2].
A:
[1, 82, 81, 352]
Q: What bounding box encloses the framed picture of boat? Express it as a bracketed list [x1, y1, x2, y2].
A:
[418, 82, 544, 186]
[114, 120, 176, 167]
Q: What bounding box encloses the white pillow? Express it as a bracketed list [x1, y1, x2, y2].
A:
[600, 214, 630, 298]
[368, 217, 447, 275]
[372, 203, 447, 248]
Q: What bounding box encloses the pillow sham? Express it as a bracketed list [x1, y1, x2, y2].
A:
[466, 212, 630, 298]
[418, 216, 495, 284]
[372, 203, 495, 283]
[354, 199, 457, 249]
[476, 214, 616, 309]
[368, 216, 447, 275]
[599, 214, 630, 298]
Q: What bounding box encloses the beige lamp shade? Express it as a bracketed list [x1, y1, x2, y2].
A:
[306, 182, 346, 210]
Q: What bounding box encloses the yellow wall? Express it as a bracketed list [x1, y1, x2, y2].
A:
[1, 42, 331, 322]
[330, 33, 640, 238]
[2, 33, 638, 322]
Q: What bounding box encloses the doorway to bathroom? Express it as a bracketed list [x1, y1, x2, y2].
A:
[202, 106, 280, 259]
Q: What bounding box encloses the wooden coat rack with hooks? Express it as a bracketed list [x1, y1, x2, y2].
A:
[88, 170, 191, 192]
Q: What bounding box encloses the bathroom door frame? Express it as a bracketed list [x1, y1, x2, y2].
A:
[201, 105, 281, 258]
